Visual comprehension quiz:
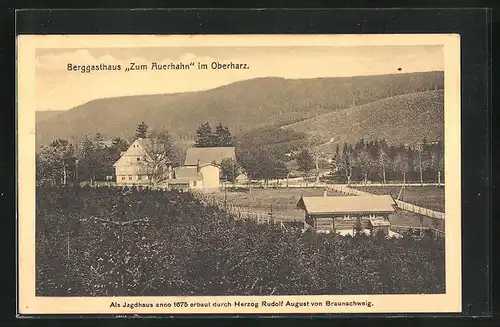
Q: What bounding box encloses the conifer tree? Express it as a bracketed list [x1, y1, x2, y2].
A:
[214, 123, 233, 147]
[194, 122, 215, 147]
[135, 122, 149, 139]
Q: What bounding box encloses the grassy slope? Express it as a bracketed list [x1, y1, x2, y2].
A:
[282, 90, 444, 152]
[354, 185, 445, 213]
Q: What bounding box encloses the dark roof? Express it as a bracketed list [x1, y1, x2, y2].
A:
[184, 147, 236, 166]
[173, 167, 202, 181]
[297, 195, 396, 214]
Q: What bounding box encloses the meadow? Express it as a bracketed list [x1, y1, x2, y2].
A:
[353, 185, 445, 213]
[210, 187, 445, 232]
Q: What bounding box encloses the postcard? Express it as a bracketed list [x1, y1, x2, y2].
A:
[17, 34, 461, 315]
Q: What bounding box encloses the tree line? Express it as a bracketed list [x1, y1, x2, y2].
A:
[328, 138, 444, 185]
[37, 119, 444, 187]
[36, 122, 181, 186]
[36, 121, 237, 186]
[36, 134, 130, 186]
[194, 122, 233, 148]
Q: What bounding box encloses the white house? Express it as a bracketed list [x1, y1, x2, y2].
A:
[167, 166, 203, 190]
[166, 162, 220, 191]
[113, 143, 233, 190]
[113, 138, 172, 185]
[175, 146, 236, 191]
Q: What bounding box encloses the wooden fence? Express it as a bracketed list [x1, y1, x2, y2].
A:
[328, 184, 446, 220]
[390, 225, 445, 239]
[192, 191, 302, 232]
[393, 199, 445, 220]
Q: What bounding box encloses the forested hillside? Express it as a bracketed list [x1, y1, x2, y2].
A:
[36, 72, 444, 148]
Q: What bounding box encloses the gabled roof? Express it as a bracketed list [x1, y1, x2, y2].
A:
[297, 195, 396, 215]
[173, 166, 202, 181]
[113, 138, 172, 167]
[113, 138, 150, 167]
[135, 138, 150, 152]
[184, 147, 236, 166]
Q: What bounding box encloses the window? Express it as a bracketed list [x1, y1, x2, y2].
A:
[121, 176, 125, 180]
[137, 157, 141, 161]
[193, 181, 197, 187]
[129, 176, 132, 180]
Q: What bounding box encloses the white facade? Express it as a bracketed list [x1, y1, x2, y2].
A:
[113, 138, 171, 185]
[199, 164, 220, 189]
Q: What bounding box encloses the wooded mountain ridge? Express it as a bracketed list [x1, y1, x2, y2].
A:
[36, 71, 444, 150]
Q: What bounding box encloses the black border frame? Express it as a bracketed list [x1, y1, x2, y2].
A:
[2, 7, 492, 325]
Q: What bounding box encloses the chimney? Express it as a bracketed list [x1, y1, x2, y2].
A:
[323, 190, 328, 197]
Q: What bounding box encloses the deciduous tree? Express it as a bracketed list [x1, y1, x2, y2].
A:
[339, 144, 356, 184]
[37, 139, 76, 185]
[378, 144, 389, 184]
[393, 151, 411, 184]
[296, 149, 315, 181]
[430, 141, 444, 186]
[220, 158, 239, 184]
[357, 148, 375, 184]
[140, 130, 179, 187]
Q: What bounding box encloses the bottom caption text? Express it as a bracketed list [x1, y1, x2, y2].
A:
[110, 300, 374, 310]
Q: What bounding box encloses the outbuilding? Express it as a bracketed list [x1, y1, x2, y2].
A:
[296, 194, 397, 235]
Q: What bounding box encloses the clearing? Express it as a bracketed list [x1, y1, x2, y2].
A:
[209, 187, 444, 231]
[353, 185, 445, 213]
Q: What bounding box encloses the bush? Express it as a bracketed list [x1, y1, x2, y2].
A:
[36, 186, 445, 296]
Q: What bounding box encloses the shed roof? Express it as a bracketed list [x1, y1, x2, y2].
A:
[184, 147, 236, 166]
[369, 218, 391, 227]
[297, 195, 396, 215]
[173, 166, 202, 181]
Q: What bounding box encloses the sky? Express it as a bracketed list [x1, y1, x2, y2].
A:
[35, 45, 443, 111]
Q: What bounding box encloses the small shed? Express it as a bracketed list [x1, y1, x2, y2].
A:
[369, 218, 391, 237]
[296, 195, 397, 233]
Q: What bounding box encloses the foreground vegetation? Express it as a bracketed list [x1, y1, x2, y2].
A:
[36, 186, 445, 296]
